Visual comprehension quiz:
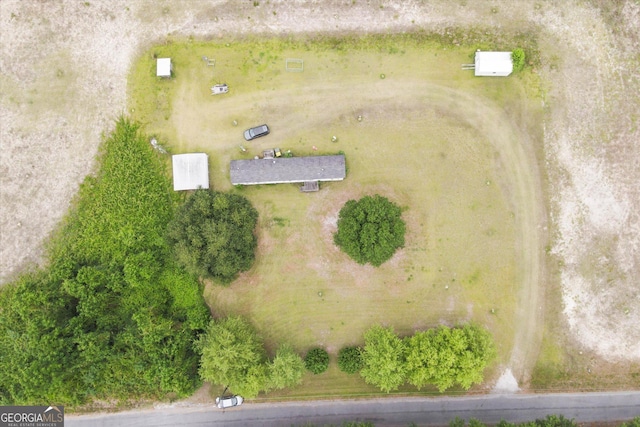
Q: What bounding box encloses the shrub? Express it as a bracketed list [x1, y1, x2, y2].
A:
[333, 195, 406, 266]
[338, 346, 363, 374]
[304, 348, 330, 374]
[512, 48, 525, 72]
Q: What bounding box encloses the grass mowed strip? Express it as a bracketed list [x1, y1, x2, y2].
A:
[129, 35, 543, 395]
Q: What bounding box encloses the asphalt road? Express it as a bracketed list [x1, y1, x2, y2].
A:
[67, 391, 640, 427]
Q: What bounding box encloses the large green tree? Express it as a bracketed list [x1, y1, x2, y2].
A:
[167, 189, 258, 283]
[197, 316, 267, 397]
[268, 344, 306, 390]
[333, 195, 405, 266]
[406, 325, 495, 392]
[359, 325, 407, 392]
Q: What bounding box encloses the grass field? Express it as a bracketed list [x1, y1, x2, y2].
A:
[128, 35, 544, 396]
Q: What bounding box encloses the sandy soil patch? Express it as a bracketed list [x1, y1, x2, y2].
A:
[2, 0, 639, 387]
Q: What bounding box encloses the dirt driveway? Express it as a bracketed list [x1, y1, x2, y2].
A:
[1, 0, 639, 386]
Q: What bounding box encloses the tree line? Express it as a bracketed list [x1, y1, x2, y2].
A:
[0, 118, 209, 406]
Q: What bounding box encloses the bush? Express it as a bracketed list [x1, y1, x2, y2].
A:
[512, 48, 525, 72]
[167, 189, 258, 283]
[338, 346, 363, 374]
[333, 195, 406, 266]
[304, 348, 330, 374]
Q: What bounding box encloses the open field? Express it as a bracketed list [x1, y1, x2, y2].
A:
[127, 36, 545, 395]
[2, 0, 639, 401]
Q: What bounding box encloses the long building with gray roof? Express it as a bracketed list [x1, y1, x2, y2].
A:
[230, 155, 346, 185]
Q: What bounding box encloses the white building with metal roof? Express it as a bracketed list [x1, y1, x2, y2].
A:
[474, 51, 513, 77]
[172, 153, 209, 191]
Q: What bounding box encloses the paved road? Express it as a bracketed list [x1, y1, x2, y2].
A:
[67, 392, 640, 427]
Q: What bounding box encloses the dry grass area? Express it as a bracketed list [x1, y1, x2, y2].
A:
[129, 38, 543, 396]
[1, 0, 639, 397]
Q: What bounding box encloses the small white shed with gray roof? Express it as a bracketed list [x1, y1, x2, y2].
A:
[172, 153, 210, 191]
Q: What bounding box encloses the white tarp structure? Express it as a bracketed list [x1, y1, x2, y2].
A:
[474, 51, 513, 77]
[156, 58, 172, 77]
[172, 153, 210, 191]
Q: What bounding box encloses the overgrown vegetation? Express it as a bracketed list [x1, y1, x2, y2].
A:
[450, 414, 578, 427]
[0, 118, 209, 406]
[512, 48, 526, 72]
[334, 195, 406, 266]
[167, 189, 258, 283]
[359, 324, 495, 393]
[304, 348, 330, 375]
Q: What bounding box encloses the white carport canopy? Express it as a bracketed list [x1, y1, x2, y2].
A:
[172, 153, 210, 191]
[474, 51, 513, 76]
[157, 58, 172, 77]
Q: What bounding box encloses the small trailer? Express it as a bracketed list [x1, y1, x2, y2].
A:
[211, 84, 229, 95]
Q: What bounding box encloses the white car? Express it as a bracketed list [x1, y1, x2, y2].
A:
[216, 395, 243, 409]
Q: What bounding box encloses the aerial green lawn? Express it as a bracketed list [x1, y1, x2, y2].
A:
[128, 35, 543, 397]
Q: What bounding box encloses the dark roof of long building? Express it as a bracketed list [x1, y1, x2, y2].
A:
[230, 155, 346, 185]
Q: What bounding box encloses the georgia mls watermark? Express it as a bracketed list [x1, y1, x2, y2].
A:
[0, 406, 64, 427]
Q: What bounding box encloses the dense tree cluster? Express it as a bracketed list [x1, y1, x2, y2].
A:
[0, 119, 209, 406]
[359, 324, 495, 393]
[197, 316, 305, 398]
[167, 189, 258, 283]
[334, 195, 406, 266]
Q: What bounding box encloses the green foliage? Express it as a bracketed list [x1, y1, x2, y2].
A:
[0, 118, 207, 406]
[512, 48, 525, 72]
[334, 195, 406, 266]
[359, 325, 407, 392]
[534, 415, 576, 427]
[304, 348, 330, 374]
[197, 316, 267, 398]
[167, 189, 258, 283]
[620, 418, 640, 427]
[406, 325, 495, 392]
[453, 416, 578, 427]
[268, 344, 305, 390]
[338, 346, 363, 374]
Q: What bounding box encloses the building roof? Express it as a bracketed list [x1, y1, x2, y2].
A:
[474, 51, 513, 76]
[156, 58, 172, 77]
[230, 155, 346, 185]
[172, 153, 210, 191]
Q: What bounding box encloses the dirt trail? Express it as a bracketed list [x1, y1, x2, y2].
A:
[2, 0, 639, 386]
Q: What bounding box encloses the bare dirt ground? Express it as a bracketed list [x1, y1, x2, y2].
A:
[2, 0, 639, 390]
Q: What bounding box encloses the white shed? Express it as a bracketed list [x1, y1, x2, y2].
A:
[474, 51, 513, 77]
[156, 58, 172, 78]
[172, 153, 210, 191]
